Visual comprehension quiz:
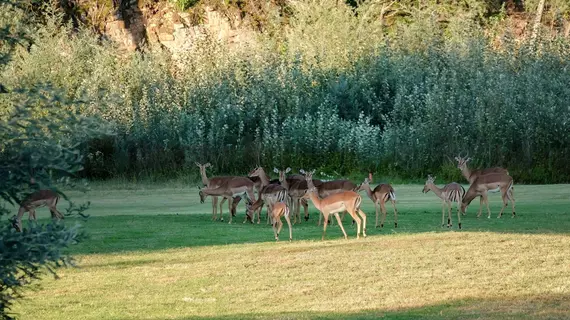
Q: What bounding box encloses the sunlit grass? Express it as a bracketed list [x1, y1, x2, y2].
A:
[8, 184, 570, 319]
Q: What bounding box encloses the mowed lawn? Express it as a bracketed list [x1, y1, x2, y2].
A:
[6, 183, 570, 319]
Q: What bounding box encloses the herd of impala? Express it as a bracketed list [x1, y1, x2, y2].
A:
[11, 155, 516, 240]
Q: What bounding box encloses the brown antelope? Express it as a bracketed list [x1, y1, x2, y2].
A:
[13, 190, 65, 232]
[198, 177, 256, 224]
[358, 177, 398, 229]
[248, 166, 288, 224]
[303, 171, 367, 240]
[461, 172, 516, 219]
[196, 162, 242, 221]
[311, 176, 358, 226]
[455, 155, 512, 215]
[278, 169, 322, 224]
[422, 175, 465, 229]
[455, 155, 509, 183]
[270, 202, 292, 241]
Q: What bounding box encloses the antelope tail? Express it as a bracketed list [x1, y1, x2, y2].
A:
[355, 195, 362, 210]
[389, 189, 396, 201]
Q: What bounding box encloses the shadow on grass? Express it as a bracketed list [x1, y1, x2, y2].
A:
[64, 206, 570, 255]
[144, 293, 570, 320]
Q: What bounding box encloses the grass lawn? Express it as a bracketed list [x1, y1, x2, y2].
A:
[6, 183, 570, 319]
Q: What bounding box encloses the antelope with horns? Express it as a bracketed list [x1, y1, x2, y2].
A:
[196, 162, 242, 221]
[455, 155, 512, 214]
[198, 177, 256, 224]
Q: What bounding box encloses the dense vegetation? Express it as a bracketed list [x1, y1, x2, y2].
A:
[1, 0, 570, 183]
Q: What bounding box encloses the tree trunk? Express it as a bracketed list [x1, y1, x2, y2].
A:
[530, 0, 546, 44]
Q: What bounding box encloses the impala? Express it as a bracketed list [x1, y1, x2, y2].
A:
[422, 175, 465, 229]
[310, 176, 358, 226]
[270, 202, 292, 241]
[13, 189, 65, 232]
[248, 166, 288, 224]
[455, 155, 509, 184]
[198, 177, 256, 224]
[196, 162, 242, 221]
[455, 155, 511, 216]
[278, 168, 322, 224]
[358, 177, 398, 229]
[303, 171, 367, 240]
[461, 172, 516, 219]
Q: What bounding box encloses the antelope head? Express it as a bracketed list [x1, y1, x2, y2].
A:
[422, 175, 436, 193]
[274, 167, 291, 181]
[198, 189, 207, 203]
[248, 166, 263, 177]
[454, 155, 472, 170]
[358, 178, 370, 192]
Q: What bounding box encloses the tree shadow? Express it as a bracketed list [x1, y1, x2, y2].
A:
[142, 293, 570, 320]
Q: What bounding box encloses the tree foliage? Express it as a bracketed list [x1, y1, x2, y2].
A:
[1, 0, 569, 183]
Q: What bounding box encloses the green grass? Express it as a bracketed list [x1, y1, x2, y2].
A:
[6, 183, 570, 319]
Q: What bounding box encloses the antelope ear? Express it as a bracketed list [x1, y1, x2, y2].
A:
[273, 167, 279, 173]
[433, 176, 437, 180]
[195, 162, 201, 167]
[205, 163, 211, 167]
[454, 157, 460, 161]
[299, 169, 306, 174]
[427, 174, 432, 179]
[285, 167, 291, 173]
[311, 169, 316, 174]
[466, 158, 472, 162]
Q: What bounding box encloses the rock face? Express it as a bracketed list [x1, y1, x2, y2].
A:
[102, 1, 255, 55]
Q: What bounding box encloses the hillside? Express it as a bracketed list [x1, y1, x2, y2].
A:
[18, 0, 570, 53]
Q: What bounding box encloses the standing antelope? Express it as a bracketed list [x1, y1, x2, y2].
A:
[455, 155, 509, 184]
[422, 175, 465, 229]
[196, 162, 242, 221]
[198, 177, 256, 224]
[13, 190, 65, 232]
[303, 171, 367, 240]
[271, 202, 292, 241]
[461, 172, 515, 219]
[248, 166, 288, 224]
[278, 169, 321, 224]
[358, 178, 398, 229]
[303, 173, 359, 226]
[455, 155, 511, 215]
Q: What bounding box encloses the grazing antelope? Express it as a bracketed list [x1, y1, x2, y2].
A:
[196, 162, 242, 221]
[198, 177, 256, 224]
[357, 178, 398, 229]
[461, 172, 516, 219]
[303, 171, 367, 240]
[271, 202, 292, 241]
[248, 166, 288, 224]
[13, 190, 65, 232]
[422, 175, 465, 229]
[455, 155, 512, 215]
